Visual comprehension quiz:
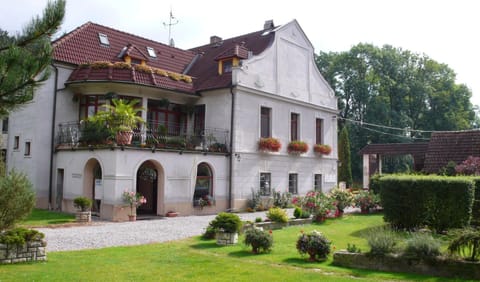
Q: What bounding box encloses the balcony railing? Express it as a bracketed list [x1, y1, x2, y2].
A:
[56, 120, 230, 153]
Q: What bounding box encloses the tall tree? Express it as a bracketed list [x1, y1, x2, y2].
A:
[316, 43, 476, 181]
[338, 126, 353, 187]
[0, 0, 65, 117]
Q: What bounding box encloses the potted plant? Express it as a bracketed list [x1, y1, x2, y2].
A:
[287, 141, 309, 155]
[353, 190, 380, 213]
[258, 137, 281, 152]
[209, 212, 242, 245]
[314, 144, 332, 155]
[198, 195, 214, 209]
[73, 196, 92, 223]
[329, 188, 353, 215]
[88, 98, 145, 145]
[122, 190, 147, 221]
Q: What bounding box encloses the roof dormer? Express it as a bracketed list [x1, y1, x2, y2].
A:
[118, 44, 149, 65]
[215, 44, 249, 75]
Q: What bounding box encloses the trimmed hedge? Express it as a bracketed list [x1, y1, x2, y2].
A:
[376, 175, 475, 230]
[471, 179, 480, 226]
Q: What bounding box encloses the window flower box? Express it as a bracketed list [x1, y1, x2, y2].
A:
[258, 137, 281, 152]
[314, 144, 332, 155]
[287, 141, 309, 154]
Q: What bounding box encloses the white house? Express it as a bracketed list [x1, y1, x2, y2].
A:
[5, 19, 338, 221]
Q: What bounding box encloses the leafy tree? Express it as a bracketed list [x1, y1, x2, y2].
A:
[316, 43, 477, 181]
[0, 170, 35, 231]
[0, 0, 65, 117]
[338, 126, 353, 187]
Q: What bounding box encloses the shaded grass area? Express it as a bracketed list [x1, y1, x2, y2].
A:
[0, 214, 470, 281]
[19, 208, 75, 227]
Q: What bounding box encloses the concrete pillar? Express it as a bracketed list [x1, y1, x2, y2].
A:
[363, 154, 370, 189]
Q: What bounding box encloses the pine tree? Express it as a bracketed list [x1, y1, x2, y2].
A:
[0, 0, 65, 117]
[338, 126, 353, 187]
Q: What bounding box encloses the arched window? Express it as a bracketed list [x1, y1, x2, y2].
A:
[193, 163, 213, 206]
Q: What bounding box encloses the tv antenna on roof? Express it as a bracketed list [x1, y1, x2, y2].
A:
[163, 8, 179, 46]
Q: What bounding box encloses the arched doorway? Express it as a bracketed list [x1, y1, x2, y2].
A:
[83, 158, 102, 215]
[136, 161, 159, 215]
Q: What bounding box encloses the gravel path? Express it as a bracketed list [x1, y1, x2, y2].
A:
[37, 210, 295, 252]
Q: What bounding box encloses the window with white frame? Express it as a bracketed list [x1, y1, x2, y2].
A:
[260, 107, 271, 138]
[193, 163, 213, 205]
[291, 113, 299, 141]
[288, 173, 298, 194]
[13, 136, 19, 150]
[316, 118, 323, 144]
[260, 172, 271, 196]
[314, 174, 322, 192]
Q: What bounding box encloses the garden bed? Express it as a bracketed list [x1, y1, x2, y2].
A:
[333, 251, 480, 280]
[251, 218, 312, 230]
[0, 239, 47, 264]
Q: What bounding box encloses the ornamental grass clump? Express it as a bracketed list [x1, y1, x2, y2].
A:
[403, 232, 441, 259]
[448, 228, 480, 261]
[364, 227, 398, 256]
[296, 230, 331, 261]
[244, 228, 273, 254]
[266, 207, 288, 223]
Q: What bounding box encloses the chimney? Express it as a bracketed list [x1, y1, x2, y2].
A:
[210, 35, 222, 44]
[264, 20, 274, 30]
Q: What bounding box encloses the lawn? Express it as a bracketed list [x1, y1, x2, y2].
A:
[19, 208, 75, 227]
[1, 213, 469, 281]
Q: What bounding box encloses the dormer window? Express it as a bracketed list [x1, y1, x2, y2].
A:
[131, 58, 141, 65]
[98, 33, 109, 46]
[146, 47, 156, 57]
[223, 60, 232, 73]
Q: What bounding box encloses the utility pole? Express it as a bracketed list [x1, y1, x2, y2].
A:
[163, 8, 179, 46]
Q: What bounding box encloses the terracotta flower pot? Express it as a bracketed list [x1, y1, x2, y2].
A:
[128, 214, 136, 221]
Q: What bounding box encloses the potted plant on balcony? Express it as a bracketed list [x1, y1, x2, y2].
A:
[88, 98, 145, 145]
[314, 144, 332, 155]
[287, 141, 309, 155]
[73, 196, 92, 223]
[258, 137, 281, 152]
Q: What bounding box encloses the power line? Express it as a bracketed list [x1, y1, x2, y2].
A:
[338, 117, 435, 133]
[359, 126, 430, 141]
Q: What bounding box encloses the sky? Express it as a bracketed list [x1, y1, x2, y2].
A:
[2, 0, 479, 105]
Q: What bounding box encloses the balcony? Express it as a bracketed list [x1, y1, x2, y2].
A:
[56, 121, 230, 153]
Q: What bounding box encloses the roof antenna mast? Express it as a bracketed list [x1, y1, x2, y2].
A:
[163, 7, 179, 47]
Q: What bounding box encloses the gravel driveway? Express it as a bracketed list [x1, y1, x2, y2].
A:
[37, 210, 293, 252]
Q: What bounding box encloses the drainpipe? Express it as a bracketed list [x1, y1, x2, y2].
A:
[228, 85, 236, 211]
[48, 63, 59, 210]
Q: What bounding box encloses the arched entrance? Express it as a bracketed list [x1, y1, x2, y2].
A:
[83, 158, 102, 214]
[136, 161, 162, 215]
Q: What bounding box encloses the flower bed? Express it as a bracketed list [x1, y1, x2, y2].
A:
[333, 251, 480, 280]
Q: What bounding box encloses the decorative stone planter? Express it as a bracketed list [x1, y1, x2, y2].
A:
[215, 231, 238, 245]
[75, 211, 91, 223]
[333, 251, 480, 280]
[251, 218, 312, 231]
[0, 239, 47, 264]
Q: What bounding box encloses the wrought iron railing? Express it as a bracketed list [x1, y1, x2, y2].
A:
[56, 120, 230, 153]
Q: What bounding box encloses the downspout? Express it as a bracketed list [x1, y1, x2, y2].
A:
[48, 63, 59, 210]
[228, 85, 236, 211]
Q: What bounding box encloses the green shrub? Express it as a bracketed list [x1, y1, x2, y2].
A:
[244, 228, 273, 254]
[80, 120, 111, 144]
[347, 243, 361, 253]
[296, 230, 331, 261]
[255, 217, 262, 223]
[0, 227, 44, 245]
[471, 179, 480, 226]
[202, 225, 216, 240]
[73, 197, 92, 212]
[403, 232, 441, 259]
[209, 212, 242, 233]
[273, 189, 291, 208]
[448, 228, 480, 261]
[266, 207, 288, 223]
[0, 170, 35, 231]
[293, 207, 302, 219]
[377, 174, 474, 230]
[365, 227, 397, 256]
[300, 211, 311, 219]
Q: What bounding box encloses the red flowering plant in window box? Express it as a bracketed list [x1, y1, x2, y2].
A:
[287, 141, 309, 155]
[313, 144, 332, 155]
[258, 137, 281, 152]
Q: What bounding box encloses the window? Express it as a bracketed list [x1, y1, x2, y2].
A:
[223, 60, 232, 73]
[130, 58, 142, 65]
[260, 107, 271, 138]
[2, 118, 7, 133]
[314, 174, 322, 192]
[291, 113, 299, 141]
[146, 47, 156, 57]
[260, 173, 271, 196]
[193, 163, 213, 205]
[79, 95, 107, 119]
[194, 105, 205, 135]
[316, 118, 323, 144]
[147, 101, 186, 136]
[98, 33, 109, 46]
[289, 173, 298, 194]
[13, 136, 19, 150]
[24, 141, 31, 156]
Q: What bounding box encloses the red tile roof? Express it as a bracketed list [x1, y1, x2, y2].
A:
[358, 143, 429, 156]
[53, 21, 276, 94]
[423, 131, 480, 173]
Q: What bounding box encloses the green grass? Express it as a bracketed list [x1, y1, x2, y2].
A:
[0, 214, 471, 281]
[19, 208, 75, 227]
